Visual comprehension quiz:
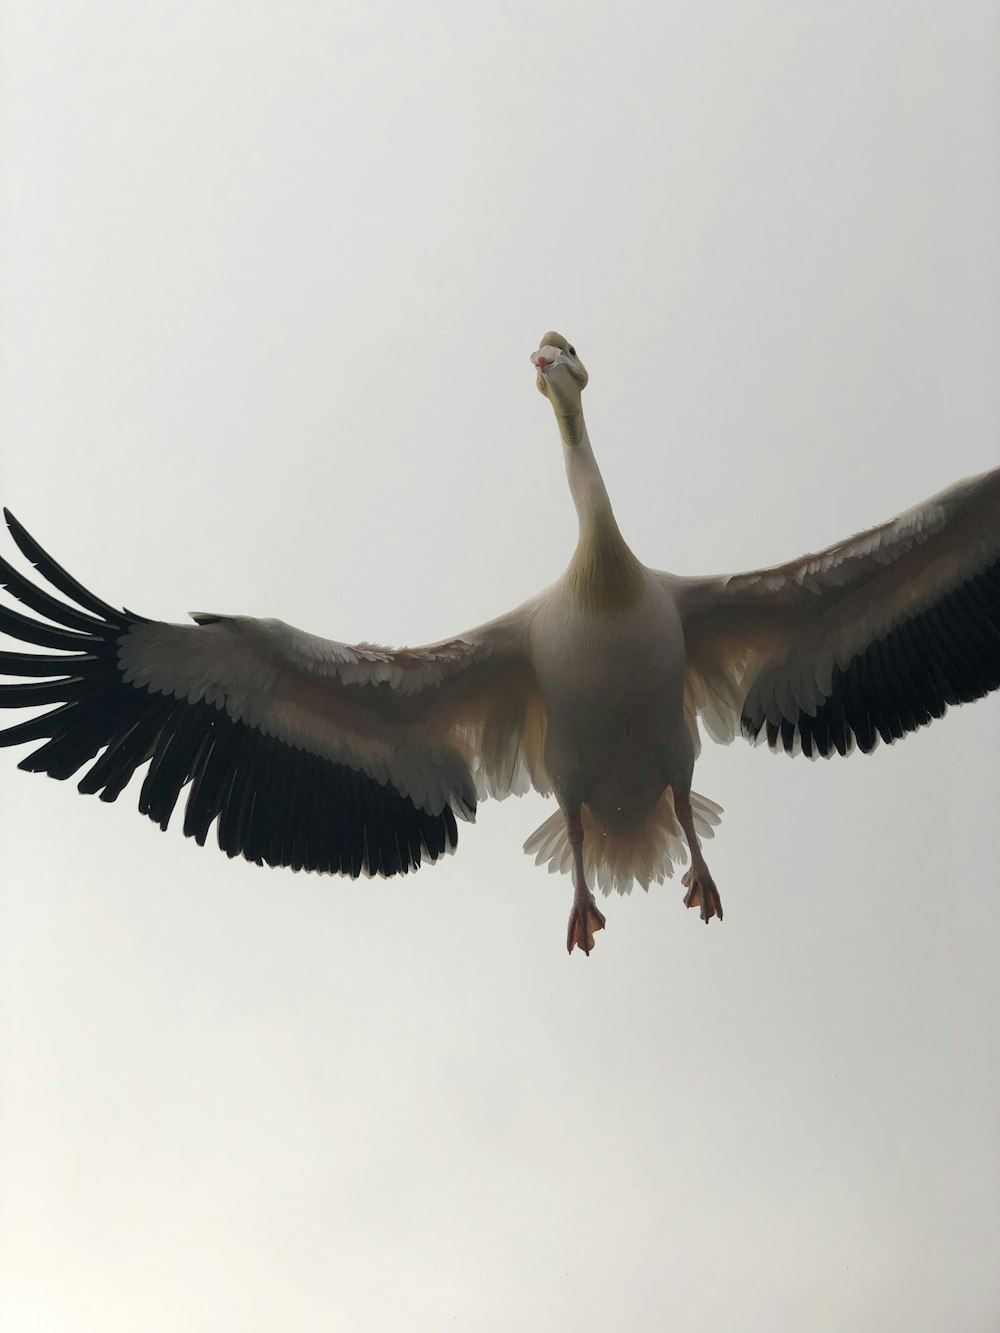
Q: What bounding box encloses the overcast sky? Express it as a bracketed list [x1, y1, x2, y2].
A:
[1, 3, 998, 1331]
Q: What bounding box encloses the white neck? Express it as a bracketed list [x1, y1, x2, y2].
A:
[562, 419, 615, 534]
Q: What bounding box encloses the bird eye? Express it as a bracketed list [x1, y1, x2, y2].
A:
[568, 345, 576, 357]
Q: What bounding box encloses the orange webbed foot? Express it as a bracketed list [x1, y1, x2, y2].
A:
[567, 900, 607, 955]
[682, 868, 724, 924]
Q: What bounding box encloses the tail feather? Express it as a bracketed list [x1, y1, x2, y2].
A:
[523, 790, 723, 897]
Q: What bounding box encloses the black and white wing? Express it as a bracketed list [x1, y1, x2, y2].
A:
[0, 511, 545, 875]
[673, 466, 1000, 756]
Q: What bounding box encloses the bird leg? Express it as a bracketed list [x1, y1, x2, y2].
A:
[674, 790, 724, 924]
[565, 811, 606, 955]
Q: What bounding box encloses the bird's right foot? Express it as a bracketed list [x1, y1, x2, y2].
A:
[567, 897, 606, 955]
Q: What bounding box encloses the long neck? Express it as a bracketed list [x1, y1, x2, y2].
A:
[561, 415, 643, 613]
[560, 414, 611, 521]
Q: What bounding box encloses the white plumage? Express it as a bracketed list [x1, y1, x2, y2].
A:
[1, 331, 997, 953]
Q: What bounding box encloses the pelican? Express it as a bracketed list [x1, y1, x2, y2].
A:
[1, 332, 998, 954]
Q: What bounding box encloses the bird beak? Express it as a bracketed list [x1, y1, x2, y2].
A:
[530, 346, 561, 374]
[531, 344, 582, 378]
[532, 345, 587, 392]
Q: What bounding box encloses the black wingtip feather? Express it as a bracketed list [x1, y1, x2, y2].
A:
[0, 555, 109, 634]
[0, 602, 100, 651]
[4, 510, 129, 627]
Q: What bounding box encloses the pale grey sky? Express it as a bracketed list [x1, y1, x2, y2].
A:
[1, 3, 998, 1331]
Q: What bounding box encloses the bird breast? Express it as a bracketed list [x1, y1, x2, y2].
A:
[529, 574, 691, 823]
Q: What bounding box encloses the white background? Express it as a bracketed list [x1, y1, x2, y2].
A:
[1, 3, 998, 1330]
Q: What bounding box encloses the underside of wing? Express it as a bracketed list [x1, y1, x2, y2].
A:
[743, 555, 1000, 756]
[0, 511, 543, 875]
[675, 466, 1000, 758]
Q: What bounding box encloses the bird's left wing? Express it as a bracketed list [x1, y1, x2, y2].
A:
[668, 466, 1000, 756]
[0, 511, 546, 875]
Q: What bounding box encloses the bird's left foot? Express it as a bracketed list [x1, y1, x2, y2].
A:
[682, 867, 724, 923]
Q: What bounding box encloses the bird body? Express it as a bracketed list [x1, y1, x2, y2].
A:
[531, 566, 692, 833]
[1, 330, 997, 953]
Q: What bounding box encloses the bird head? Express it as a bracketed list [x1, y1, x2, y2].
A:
[530, 333, 588, 426]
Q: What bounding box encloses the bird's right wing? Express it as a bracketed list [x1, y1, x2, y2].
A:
[0, 511, 548, 877]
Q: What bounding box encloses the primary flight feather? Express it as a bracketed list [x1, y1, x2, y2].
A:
[2, 332, 998, 953]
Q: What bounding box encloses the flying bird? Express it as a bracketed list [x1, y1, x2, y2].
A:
[1, 333, 998, 954]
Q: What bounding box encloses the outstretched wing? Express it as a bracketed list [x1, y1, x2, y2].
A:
[0, 511, 545, 875]
[672, 466, 1000, 756]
